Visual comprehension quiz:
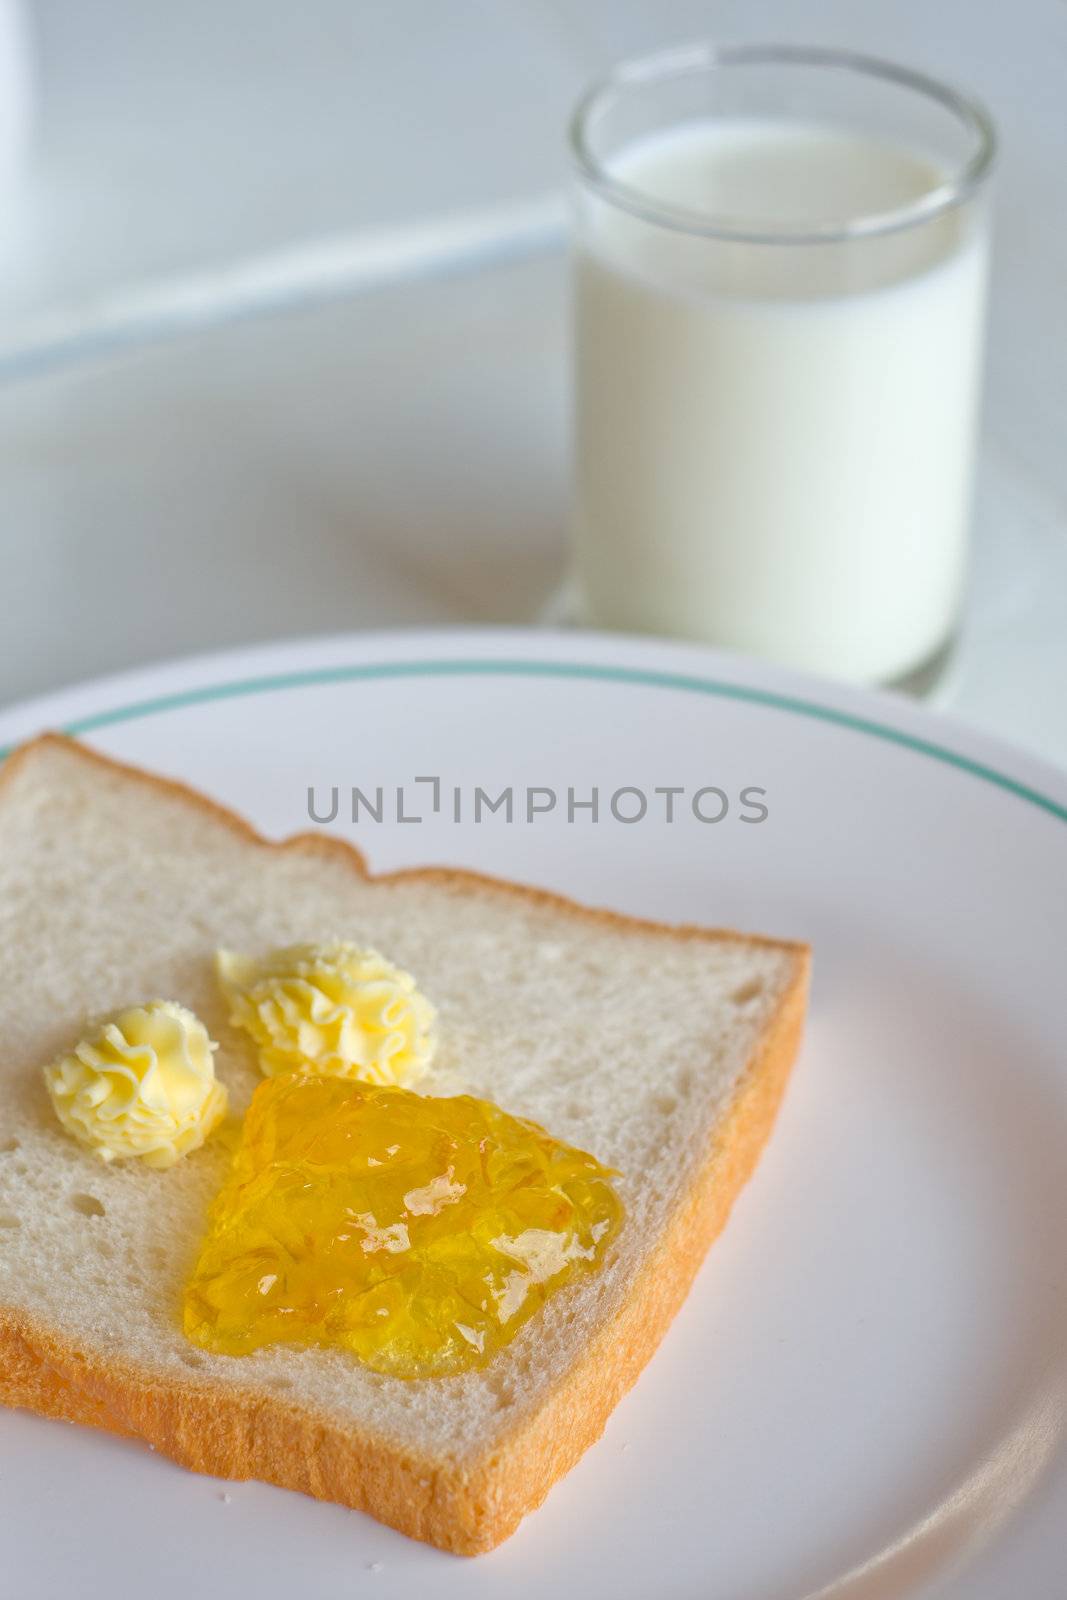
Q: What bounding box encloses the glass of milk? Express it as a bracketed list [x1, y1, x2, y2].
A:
[570, 44, 996, 689]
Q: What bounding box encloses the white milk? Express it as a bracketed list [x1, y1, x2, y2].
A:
[574, 122, 989, 684]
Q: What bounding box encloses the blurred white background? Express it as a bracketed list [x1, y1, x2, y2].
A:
[1, 0, 1065, 758]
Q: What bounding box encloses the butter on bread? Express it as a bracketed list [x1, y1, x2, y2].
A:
[0, 735, 809, 1554]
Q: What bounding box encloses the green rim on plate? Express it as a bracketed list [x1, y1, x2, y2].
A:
[1, 657, 1064, 826]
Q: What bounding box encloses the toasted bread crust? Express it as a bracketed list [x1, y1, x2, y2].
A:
[0, 733, 809, 1553]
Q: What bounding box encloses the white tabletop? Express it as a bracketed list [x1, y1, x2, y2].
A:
[2, 0, 1065, 763]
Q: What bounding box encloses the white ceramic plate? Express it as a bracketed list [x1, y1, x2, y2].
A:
[1, 628, 1065, 1600]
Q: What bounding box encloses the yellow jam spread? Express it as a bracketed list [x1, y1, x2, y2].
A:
[43, 1001, 227, 1168]
[183, 1073, 623, 1377]
[216, 941, 436, 1087]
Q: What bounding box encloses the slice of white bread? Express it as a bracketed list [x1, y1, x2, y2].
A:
[0, 734, 809, 1554]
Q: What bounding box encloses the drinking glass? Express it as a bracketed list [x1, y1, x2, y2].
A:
[570, 44, 996, 689]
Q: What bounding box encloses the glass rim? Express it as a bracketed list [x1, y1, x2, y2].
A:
[568, 42, 997, 245]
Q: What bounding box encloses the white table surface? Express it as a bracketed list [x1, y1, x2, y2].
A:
[1, 0, 1065, 763]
